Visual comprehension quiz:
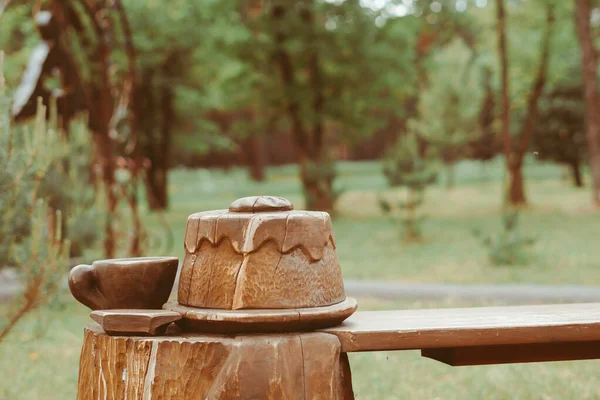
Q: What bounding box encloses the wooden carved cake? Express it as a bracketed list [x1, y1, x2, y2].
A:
[163, 196, 357, 333]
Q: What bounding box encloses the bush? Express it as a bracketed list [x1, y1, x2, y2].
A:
[0, 54, 102, 340]
[0, 60, 68, 340]
[381, 132, 437, 241]
[474, 210, 537, 266]
[43, 118, 103, 258]
[0, 107, 101, 265]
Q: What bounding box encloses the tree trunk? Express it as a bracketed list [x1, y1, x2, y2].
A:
[299, 154, 335, 212]
[446, 163, 455, 190]
[495, 0, 513, 203]
[94, 75, 117, 258]
[301, 0, 334, 212]
[560, 166, 570, 182]
[93, 130, 117, 258]
[246, 135, 266, 182]
[496, 1, 553, 206]
[145, 155, 168, 210]
[570, 160, 584, 187]
[303, 182, 335, 212]
[404, 189, 419, 241]
[575, 0, 600, 205]
[79, 1, 118, 259]
[115, 0, 142, 257]
[239, 1, 265, 183]
[77, 325, 354, 399]
[508, 162, 526, 204]
[445, 149, 456, 190]
[139, 67, 170, 211]
[271, 2, 335, 212]
[154, 66, 173, 210]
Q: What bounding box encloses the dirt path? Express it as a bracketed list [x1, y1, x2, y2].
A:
[2, 268, 599, 304]
[343, 279, 600, 304]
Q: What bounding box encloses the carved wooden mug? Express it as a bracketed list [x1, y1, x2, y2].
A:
[68, 256, 179, 310]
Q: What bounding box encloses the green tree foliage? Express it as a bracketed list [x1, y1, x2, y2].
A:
[121, 0, 220, 208]
[0, 2, 36, 85]
[533, 79, 587, 187]
[118, 0, 420, 210]
[410, 39, 483, 188]
[245, 0, 419, 210]
[2, 0, 595, 214]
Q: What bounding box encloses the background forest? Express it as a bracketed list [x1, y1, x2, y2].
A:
[1, 0, 600, 398]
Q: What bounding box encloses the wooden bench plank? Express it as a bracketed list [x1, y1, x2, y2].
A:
[421, 341, 600, 366]
[320, 303, 600, 353]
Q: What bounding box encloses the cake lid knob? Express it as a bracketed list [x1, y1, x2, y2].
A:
[229, 196, 294, 213]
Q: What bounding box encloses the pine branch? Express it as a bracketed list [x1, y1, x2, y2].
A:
[0, 0, 11, 19]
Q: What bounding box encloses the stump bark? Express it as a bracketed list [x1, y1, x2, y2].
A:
[77, 324, 354, 399]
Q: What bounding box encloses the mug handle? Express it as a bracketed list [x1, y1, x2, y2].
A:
[68, 264, 105, 310]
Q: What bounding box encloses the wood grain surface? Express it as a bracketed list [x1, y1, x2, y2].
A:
[76, 324, 354, 400]
[421, 340, 600, 366]
[163, 297, 357, 333]
[90, 309, 182, 336]
[320, 303, 600, 352]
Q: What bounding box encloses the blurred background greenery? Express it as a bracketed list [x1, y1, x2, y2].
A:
[1, 0, 600, 398]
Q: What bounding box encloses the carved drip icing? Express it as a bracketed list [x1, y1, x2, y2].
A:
[178, 196, 345, 310]
[184, 210, 336, 262]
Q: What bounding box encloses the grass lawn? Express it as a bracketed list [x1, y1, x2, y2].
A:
[1, 294, 598, 400]
[139, 157, 600, 285]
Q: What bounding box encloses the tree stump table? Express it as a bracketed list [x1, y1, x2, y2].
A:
[77, 324, 354, 399]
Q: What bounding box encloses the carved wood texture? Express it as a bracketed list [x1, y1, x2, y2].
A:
[90, 310, 182, 336]
[178, 210, 345, 310]
[77, 325, 354, 400]
[321, 303, 600, 353]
